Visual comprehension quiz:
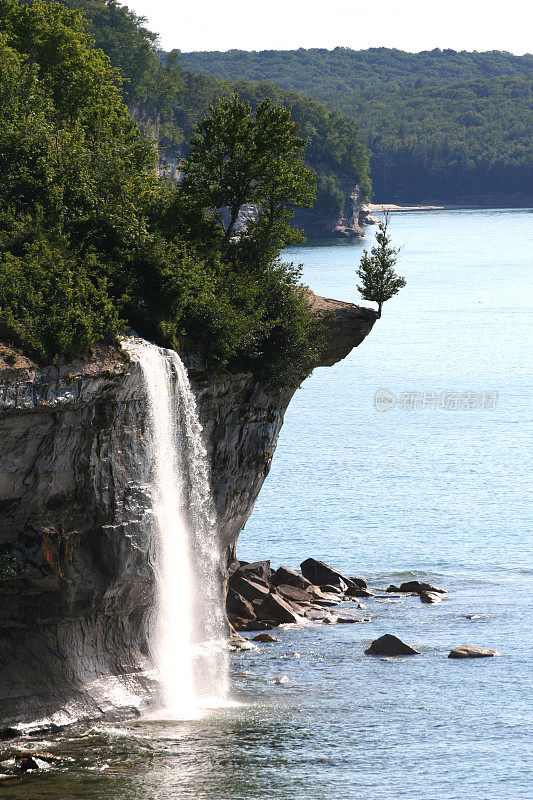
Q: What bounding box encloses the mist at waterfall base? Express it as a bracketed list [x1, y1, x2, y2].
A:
[122, 339, 229, 718]
[2, 210, 531, 799]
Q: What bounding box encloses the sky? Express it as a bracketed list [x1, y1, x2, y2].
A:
[126, 0, 533, 54]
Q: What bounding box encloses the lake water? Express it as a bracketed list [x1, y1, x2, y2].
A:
[1, 209, 531, 799]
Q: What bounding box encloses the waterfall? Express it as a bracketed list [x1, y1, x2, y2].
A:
[123, 338, 229, 718]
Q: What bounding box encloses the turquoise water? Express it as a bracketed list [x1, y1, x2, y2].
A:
[1, 210, 531, 799]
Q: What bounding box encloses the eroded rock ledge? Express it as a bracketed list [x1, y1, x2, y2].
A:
[0, 296, 376, 724]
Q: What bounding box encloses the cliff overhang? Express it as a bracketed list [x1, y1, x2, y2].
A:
[0, 294, 376, 725]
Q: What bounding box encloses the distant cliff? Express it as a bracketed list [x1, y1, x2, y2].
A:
[0, 297, 376, 726]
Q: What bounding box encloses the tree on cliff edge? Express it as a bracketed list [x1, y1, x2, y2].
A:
[356, 215, 405, 318]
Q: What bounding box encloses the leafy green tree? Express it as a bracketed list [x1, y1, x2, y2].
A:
[356, 216, 405, 317]
[180, 94, 316, 246]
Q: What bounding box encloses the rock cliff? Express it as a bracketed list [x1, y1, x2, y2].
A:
[0, 298, 376, 725]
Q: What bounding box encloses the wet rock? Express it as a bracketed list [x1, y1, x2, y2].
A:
[420, 590, 444, 604]
[365, 634, 420, 656]
[276, 584, 312, 604]
[448, 645, 499, 659]
[0, 728, 22, 740]
[322, 615, 338, 624]
[300, 558, 355, 590]
[226, 590, 255, 619]
[398, 580, 446, 595]
[230, 575, 270, 604]
[386, 585, 401, 593]
[348, 576, 367, 589]
[321, 583, 345, 594]
[252, 633, 278, 643]
[346, 587, 373, 597]
[272, 566, 312, 590]
[229, 616, 272, 632]
[257, 592, 301, 625]
[15, 754, 40, 772]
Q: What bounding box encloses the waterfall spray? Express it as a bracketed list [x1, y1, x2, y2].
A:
[123, 338, 228, 717]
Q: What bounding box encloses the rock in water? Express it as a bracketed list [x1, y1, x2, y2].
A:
[300, 558, 355, 590]
[448, 645, 499, 659]
[365, 634, 420, 656]
[272, 566, 313, 590]
[257, 593, 301, 625]
[252, 633, 278, 643]
[420, 590, 444, 604]
[276, 584, 312, 604]
[398, 580, 446, 595]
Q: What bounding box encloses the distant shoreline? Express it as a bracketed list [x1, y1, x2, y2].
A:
[367, 203, 532, 213]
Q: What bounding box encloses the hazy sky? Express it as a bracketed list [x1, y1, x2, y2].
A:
[126, 0, 532, 54]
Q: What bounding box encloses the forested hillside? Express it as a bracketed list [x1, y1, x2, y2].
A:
[178, 47, 533, 204]
[56, 0, 371, 220]
[0, 0, 327, 385]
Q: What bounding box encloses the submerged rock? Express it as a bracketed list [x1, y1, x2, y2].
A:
[365, 634, 420, 656]
[448, 645, 499, 659]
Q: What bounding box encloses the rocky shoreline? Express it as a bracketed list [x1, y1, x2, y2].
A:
[228, 557, 499, 659]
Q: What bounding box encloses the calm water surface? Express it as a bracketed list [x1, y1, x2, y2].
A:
[2, 210, 532, 799]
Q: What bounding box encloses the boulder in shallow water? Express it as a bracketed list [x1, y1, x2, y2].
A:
[301, 558, 355, 589]
[346, 586, 373, 597]
[272, 566, 312, 590]
[398, 580, 445, 595]
[448, 645, 499, 658]
[257, 592, 301, 625]
[420, 590, 444, 604]
[252, 633, 278, 643]
[348, 576, 368, 589]
[365, 634, 420, 656]
[386, 585, 401, 593]
[276, 584, 312, 604]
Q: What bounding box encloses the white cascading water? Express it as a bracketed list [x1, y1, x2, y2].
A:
[122, 338, 229, 718]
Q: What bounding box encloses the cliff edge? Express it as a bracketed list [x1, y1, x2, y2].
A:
[0, 296, 376, 725]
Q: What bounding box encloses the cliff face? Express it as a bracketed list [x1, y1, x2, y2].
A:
[0, 299, 376, 725]
[293, 179, 366, 239]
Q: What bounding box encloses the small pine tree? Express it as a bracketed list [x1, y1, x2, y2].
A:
[356, 215, 406, 318]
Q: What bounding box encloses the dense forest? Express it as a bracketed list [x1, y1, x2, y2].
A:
[0, 0, 329, 385]
[179, 48, 533, 204]
[55, 0, 371, 218]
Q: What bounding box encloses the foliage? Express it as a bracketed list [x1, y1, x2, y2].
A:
[356, 216, 405, 317]
[0, 0, 321, 387]
[178, 47, 533, 204]
[52, 0, 372, 203]
[181, 95, 316, 246]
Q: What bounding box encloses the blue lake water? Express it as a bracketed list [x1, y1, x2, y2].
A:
[1, 209, 531, 799]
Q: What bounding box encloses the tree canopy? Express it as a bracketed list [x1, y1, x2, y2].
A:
[178, 47, 533, 204]
[0, 0, 322, 386]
